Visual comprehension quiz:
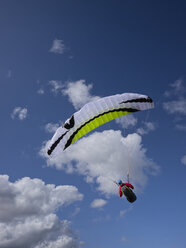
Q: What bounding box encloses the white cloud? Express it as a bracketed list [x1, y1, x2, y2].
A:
[181, 155, 186, 165]
[115, 115, 137, 129]
[164, 78, 185, 97]
[90, 199, 107, 209]
[37, 88, 44, 95]
[36, 80, 45, 95]
[119, 209, 127, 217]
[176, 124, 186, 131]
[163, 79, 186, 131]
[50, 39, 66, 54]
[171, 79, 184, 91]
[163, 99, 186, 115]
[62, 80, 100, 110]
[45, 123, 61, 133]
[0, 175, 83, 248]
[11, 107, 28, 120]
[70, 207, 80, 217]
[40, 130, 159, 195]
[137, 122, 156, 135]
[163, 79, 186, 115]
[49, 80, 63, 94]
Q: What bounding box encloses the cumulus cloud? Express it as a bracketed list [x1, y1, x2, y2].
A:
[115, 115, 137, 129]
[181, 155, 186, 165]
[40, 130, 159, 195]
[50, 39, 66, 54]
[11, 107, 28, 120]
[0, 175, 83, 248]
[90, 199, 107, 209]
[62, 80, 100, 110]
[49, 80, 63, 94]
[137, 122, 156, 135]
[45, 123, 61, 133]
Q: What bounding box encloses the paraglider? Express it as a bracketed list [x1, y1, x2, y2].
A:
[47, 92, 154, 204]
[117, 179, 137, 203]
[47, 92, 154, 156]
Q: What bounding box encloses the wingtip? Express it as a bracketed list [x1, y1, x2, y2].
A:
[147, 96, 153, 103]
[47, 149, 51, 156]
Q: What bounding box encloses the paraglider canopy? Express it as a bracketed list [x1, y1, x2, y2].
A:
[47, 92, 154, 156]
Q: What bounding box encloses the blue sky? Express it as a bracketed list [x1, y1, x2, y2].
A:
[1, 1, 186, 247]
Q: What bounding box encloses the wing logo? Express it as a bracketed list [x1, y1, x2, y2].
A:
[63, 115, 75, 129]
